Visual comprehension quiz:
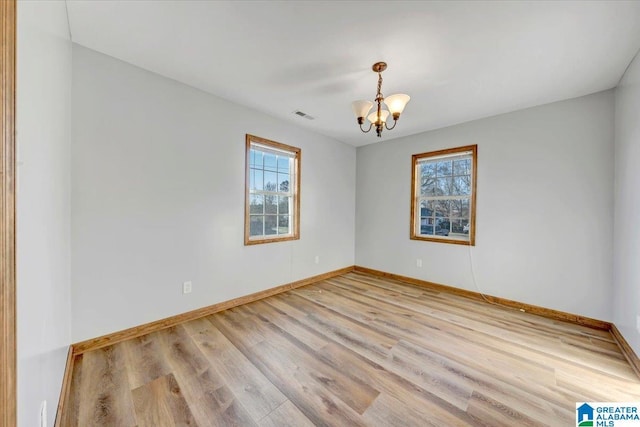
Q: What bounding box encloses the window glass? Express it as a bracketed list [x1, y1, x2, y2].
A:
[245, 135, 300, 245]
[411, 145, 477, 245]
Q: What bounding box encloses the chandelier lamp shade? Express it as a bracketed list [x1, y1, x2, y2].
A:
[352, 62, 410, 137]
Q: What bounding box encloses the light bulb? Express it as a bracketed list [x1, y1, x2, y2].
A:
[384, 94, 410, 116]
[367, 109, 390, 124]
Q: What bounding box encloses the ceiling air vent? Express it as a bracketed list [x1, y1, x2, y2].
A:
[293, 110, 314, 120]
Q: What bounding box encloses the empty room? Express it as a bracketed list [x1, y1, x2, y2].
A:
[3, 0, 640, 426]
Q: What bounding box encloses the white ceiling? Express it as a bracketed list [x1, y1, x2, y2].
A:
[66, 0, 640, 147]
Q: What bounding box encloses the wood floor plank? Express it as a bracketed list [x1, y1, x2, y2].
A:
[193, 373, 258, 427]
[157, 324, 257, 427]
[184, 318, 288, 422]
[362, 392, 463, 427]
[320, 276, 633, 380]
[210, 314, 371, 427]
[60, 271, 640, 426]
[265, 296, 486, 425]
[258, 298, 485, 425]
[274, 292, 399, 359]
[317, 342, 484, 426]
[122, 333, 173, 389]
[339, 274, 614, 340]
[76, 345, 137, 426]
[248, 299, 330, 351]
[391, 339, 573, 426]
[131, 373, 197, 427]
[256, 401, 315, 427]
[466, 390, 544, 427]
[215, 304, 382, 415]
[293, 284, 559, 387]
[330, 274, 583, 345]
[292, 286, 476, 410]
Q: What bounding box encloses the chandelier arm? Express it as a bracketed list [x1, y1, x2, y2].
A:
[359, 122, 373, 133]
[384, 119, 398, 131]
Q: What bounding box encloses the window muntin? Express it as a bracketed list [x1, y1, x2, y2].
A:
[410, 145, 477, 245]
[245, 135, 300, 245]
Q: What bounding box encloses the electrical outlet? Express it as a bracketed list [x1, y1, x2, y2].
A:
[636, 315, 640, 334]
[416, 259, 422, 268]
[40, 400, 47, 427]
[314, 255, 320, 264]
[182, 281, 192, 294]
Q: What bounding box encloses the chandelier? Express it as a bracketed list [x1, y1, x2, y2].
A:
[351, 62, 410, 138]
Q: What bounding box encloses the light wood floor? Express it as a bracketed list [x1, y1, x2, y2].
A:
[60, 272, 640, 426]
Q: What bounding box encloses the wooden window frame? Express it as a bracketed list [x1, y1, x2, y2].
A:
[244, 134, 300, 245]
[1, 0, 17, 425]
[410, 145, 477, 246]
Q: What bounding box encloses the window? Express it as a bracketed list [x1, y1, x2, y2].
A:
[245, 134, 300, 245]
[410, 145, 477, 245]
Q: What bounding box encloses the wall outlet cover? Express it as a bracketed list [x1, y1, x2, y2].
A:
[183, 281, 192, 294]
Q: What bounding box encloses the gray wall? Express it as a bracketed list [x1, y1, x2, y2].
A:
[71, 45, 356, 341]
[614, 51, 640, 355]
[17, 1, 72, 426]
[356, 91, 614, 321]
